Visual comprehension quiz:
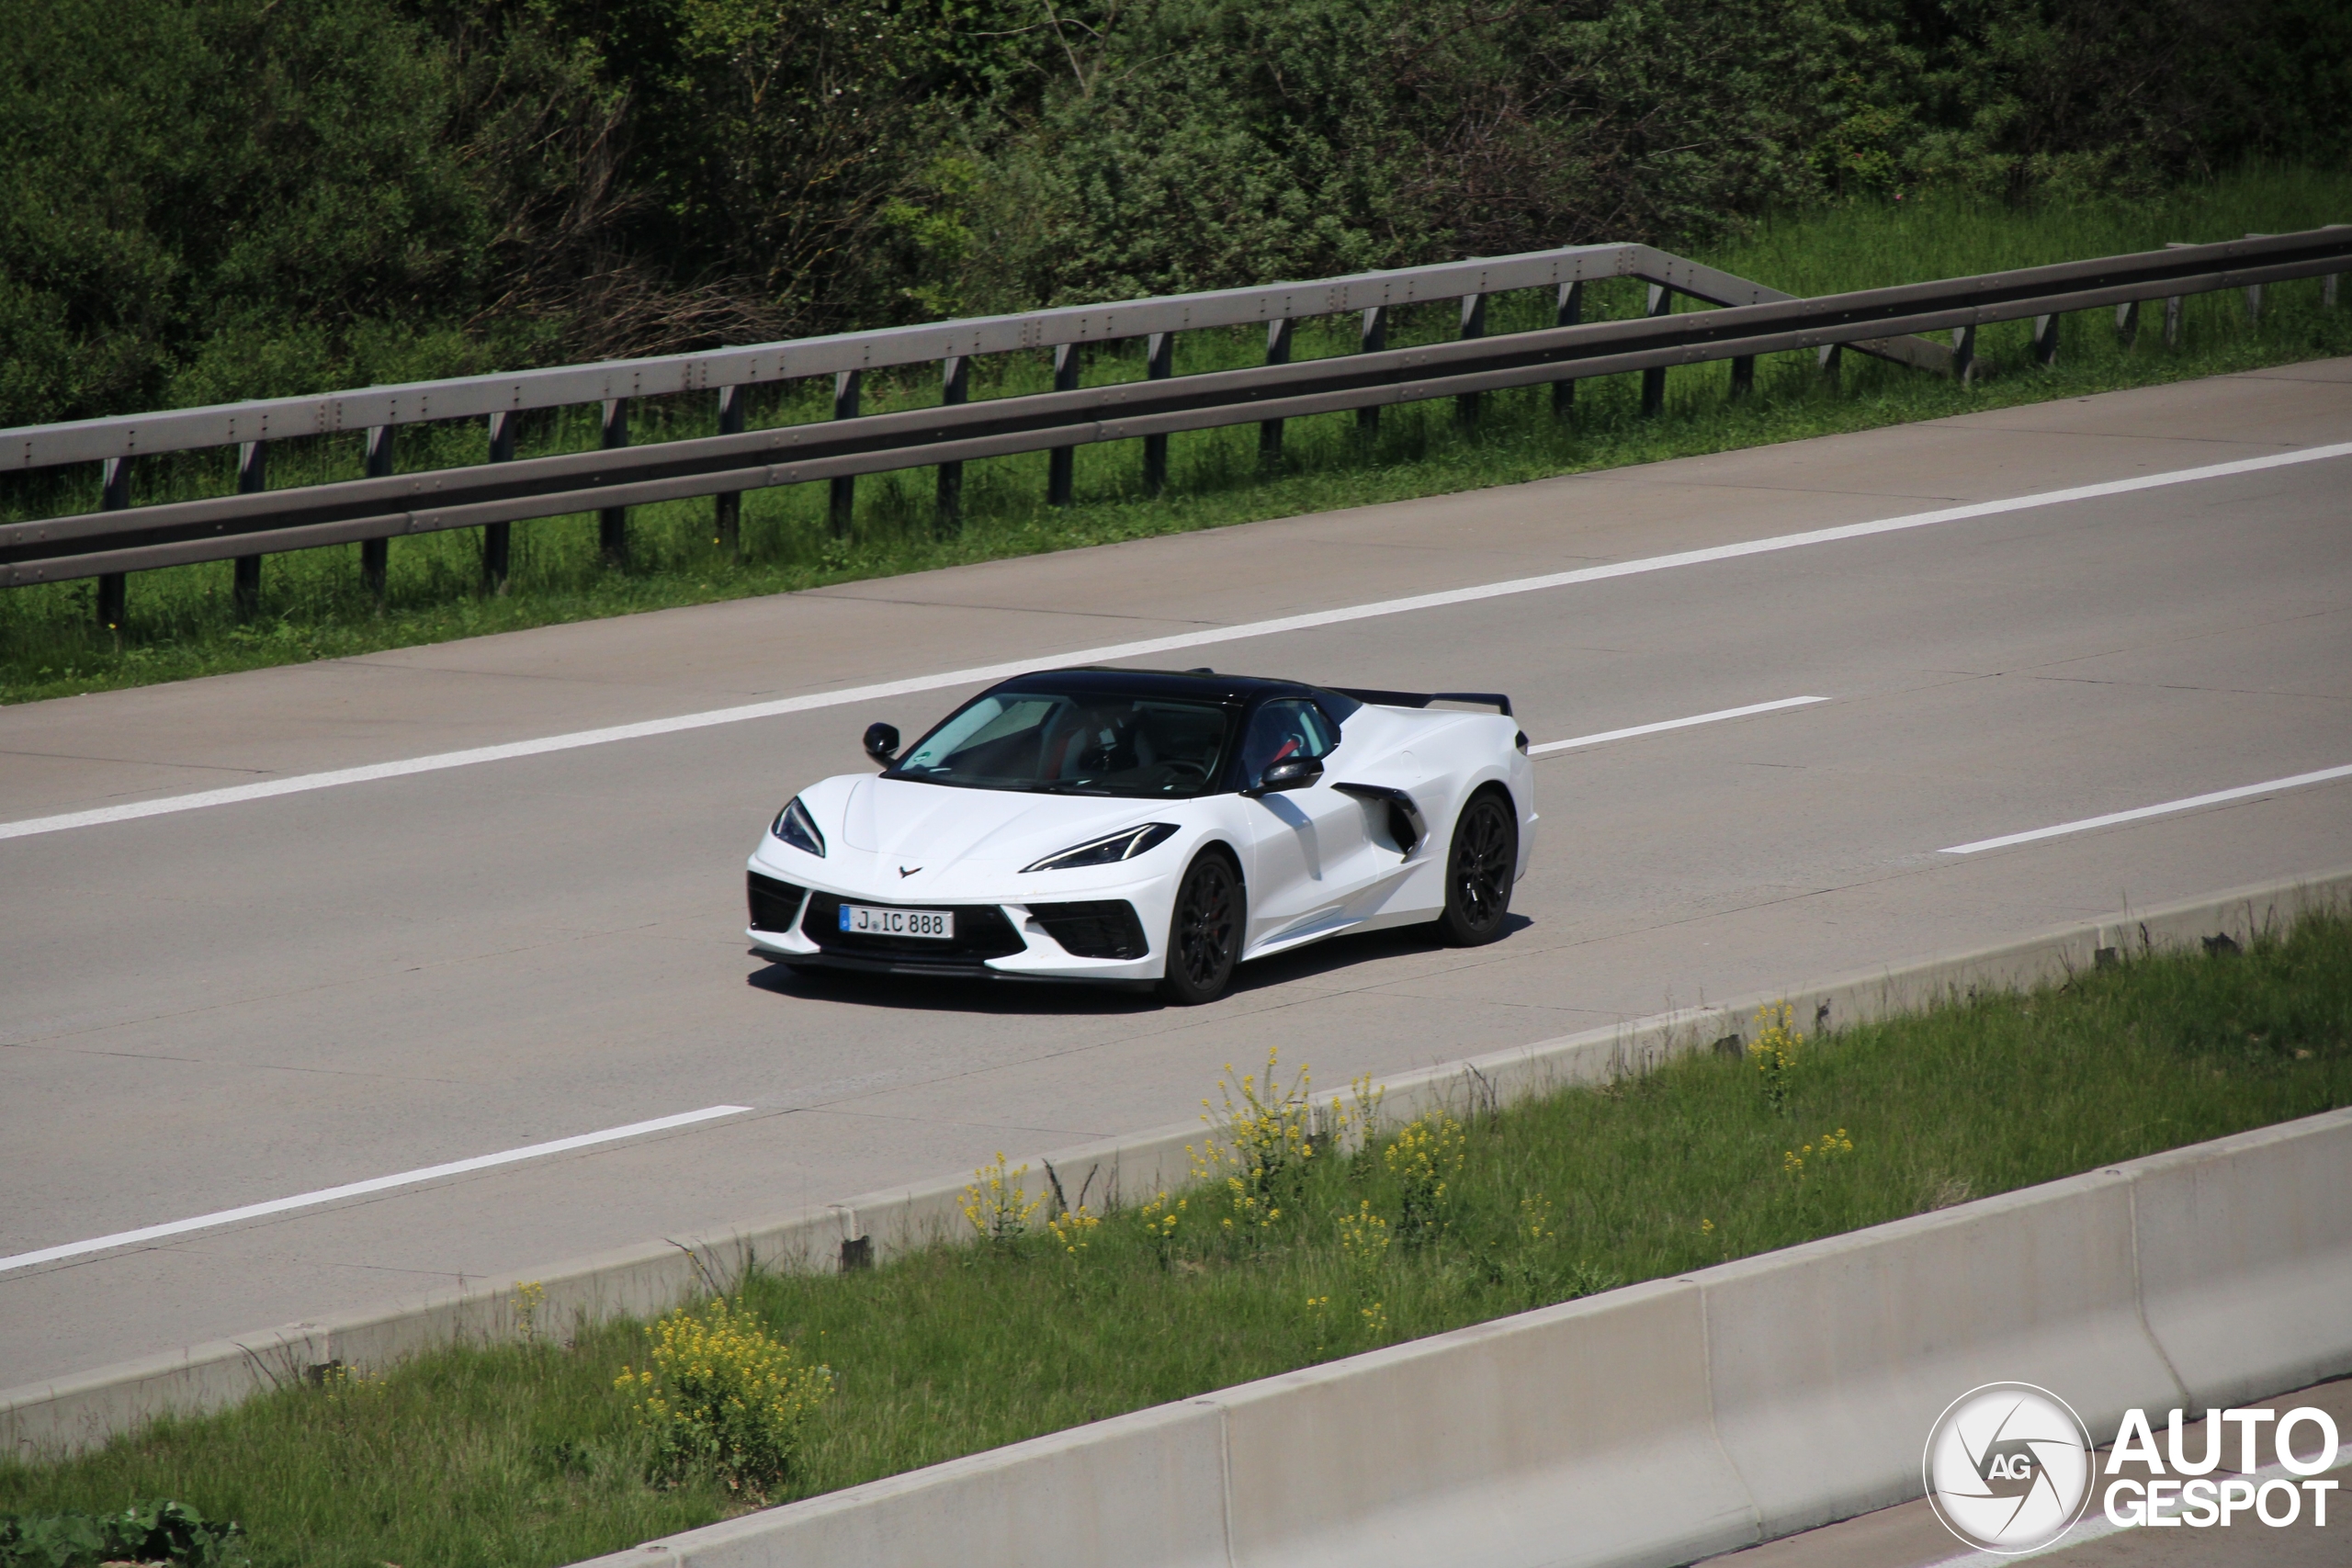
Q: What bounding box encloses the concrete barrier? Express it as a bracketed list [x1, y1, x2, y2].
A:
[581, 1107, 2352, 1568]
[618, 1400, 1234, 1568]
[1700, 1171, 2182, 1538]
[1213, 1280, 1755, 1568]
[7, 866, 2346, 1461]
[2132, 1108, 2352, 1410]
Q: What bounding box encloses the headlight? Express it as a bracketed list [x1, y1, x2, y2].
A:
[1022, 822, 1177, 874]
[770, 796, 826, 857]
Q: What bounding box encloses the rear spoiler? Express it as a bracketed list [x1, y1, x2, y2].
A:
[1332, 687, 1512, 717]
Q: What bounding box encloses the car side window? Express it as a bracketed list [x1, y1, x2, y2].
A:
[1237, 699, 1336, 784]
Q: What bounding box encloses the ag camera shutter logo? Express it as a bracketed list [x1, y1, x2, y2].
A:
[1923, 1382, 2095, 1552]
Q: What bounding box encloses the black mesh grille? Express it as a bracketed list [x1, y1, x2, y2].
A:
[748, 872, 808, 933]
[1028, 900, 1151, 961]
[801, 892, 1026, 962]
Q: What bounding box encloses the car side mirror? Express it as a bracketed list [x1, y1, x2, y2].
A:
[1247, 754, 1323, 796]
[863, 722, 899, 764]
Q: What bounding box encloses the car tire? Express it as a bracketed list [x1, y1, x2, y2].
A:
[1434, 787, 1516, 946]
[1159, 850, 1244, 1004]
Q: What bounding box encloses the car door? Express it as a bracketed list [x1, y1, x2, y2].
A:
[1235, 699, 1371, 948]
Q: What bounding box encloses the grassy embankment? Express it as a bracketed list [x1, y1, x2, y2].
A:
[2, 166, 2348, 707]
[5, 912, 2349, 1568]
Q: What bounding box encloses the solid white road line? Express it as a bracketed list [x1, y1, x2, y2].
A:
[1941, 764, 2352, 855]
[1529, 695, 1826, 755]
[6, 441, 2346, 845]
[0, 1104, 754, 1274]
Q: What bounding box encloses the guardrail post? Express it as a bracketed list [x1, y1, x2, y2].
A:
[232, 441, 266, 619]
[96, 458, 130, 629]
[1554, 283, 1583, 412]
[2245, 234, 2270, 324]
[1456, 294, 1487, 424]
[1260, 318, 1295, 464]
[1951, 324, 1980, 384]
[2113, 300, 2140, 350]
[1048, 344, 1080, 504]
[830, 372, 860, 536]
[2163, 242, 2191, 347]
[1817, 341, 1843, 385]
[361, 426, 393, 598]
[936, 355, 970, 529]
[1142, 333, 1173, 496]
[1357, 307, 1386, 437]
[1642, 286, 1672, 415]
[598, 399, 629, 565]
[484, 411, 515, 589]
[2031, 312, 2063, 367]
[714, 385, 745, 558]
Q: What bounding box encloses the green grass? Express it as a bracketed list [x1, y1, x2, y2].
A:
[6, 913, 2350, 1568]
[3, 165, 2349, 706]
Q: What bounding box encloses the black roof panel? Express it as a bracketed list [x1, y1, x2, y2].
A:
[993, 666, 1323, 705]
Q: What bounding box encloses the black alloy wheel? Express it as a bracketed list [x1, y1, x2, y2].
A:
[1159, 851, 1243, 1004]
[1436, 789, 1516, 946]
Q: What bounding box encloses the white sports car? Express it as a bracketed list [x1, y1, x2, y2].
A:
[745, 667, 1535, 1002]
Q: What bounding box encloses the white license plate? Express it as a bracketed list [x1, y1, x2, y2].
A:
[840, 903, 955, 940]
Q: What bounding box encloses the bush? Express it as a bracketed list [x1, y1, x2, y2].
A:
[0, 1500, 242, 1568]
[6, 0, 2349, 429]
[614, 1298, 832, 1498]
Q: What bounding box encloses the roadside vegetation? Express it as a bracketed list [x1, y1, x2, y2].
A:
[6, 166, 2352, 707]
[6, 912, 2348, 1568]
[6, 0, 2351, 705]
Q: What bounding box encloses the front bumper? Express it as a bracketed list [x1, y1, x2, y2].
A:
[744, 863, 1164, 984]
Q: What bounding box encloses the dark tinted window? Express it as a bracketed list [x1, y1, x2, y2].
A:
[891, 688, 1235, 797]
[1236, 699, 1338, 784]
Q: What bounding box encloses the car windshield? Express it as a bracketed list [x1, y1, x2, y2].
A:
[889, 688, 1236, 797]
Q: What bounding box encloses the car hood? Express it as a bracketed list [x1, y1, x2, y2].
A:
[831, 776, 1170, 871]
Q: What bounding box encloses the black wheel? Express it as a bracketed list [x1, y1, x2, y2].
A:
[1435, 788, 1517, 946]
[1159, 851, 1243, 1004]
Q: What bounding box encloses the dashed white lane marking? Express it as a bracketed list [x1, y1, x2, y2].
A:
[1529, 695, 1826, 754]
[6, 441, 2347, 844]
[0, 1104, 754, 1273]
[1941, 764, 2352, 855]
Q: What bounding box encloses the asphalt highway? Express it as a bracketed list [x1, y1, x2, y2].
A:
[4, 361, 2349, 1390]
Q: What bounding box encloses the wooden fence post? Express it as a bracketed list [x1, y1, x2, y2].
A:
[1048, 344, 1080, 504]
[232, 441, 266, 618]
[829, 373, 860, 536]
[362, 426, 393, 598]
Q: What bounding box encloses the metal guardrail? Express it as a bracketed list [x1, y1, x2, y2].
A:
[3, 227, 2344, 603]
[0, 243, 1943, 471]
